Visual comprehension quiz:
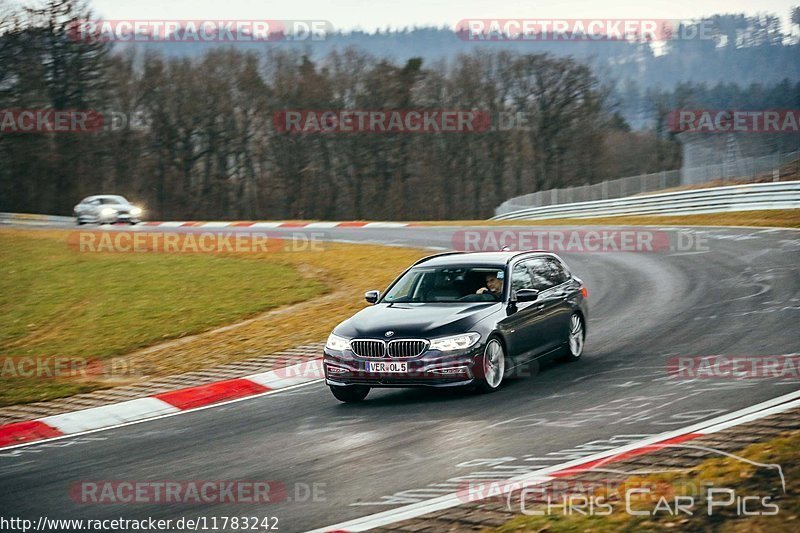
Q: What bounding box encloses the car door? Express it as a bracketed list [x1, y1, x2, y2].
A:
[499, 259, 550, 363]
[528, 257, 574, 352]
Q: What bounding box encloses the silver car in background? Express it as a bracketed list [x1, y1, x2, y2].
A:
[74, 195, 143, 225]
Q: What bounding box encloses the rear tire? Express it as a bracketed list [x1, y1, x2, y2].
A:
[476, 337, 506, 393]
[330, 385, 369, 403]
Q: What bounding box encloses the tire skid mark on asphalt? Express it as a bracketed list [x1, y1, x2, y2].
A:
[352, 359, 800, 510]
[2, 222, 798, 531]
[310, 390, 800, 532]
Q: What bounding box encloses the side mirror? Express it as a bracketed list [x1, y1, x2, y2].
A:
[515, 289, 539, 302]
[365, 290, 380, 304]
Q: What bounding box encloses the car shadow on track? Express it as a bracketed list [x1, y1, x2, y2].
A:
[332, 358, 572, 409]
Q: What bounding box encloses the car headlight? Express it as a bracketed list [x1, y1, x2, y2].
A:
[325, 333, 350, 351]
[429, 332, 481, 352]
[130, 207, 142, 216]
[100, 207, 116, 217]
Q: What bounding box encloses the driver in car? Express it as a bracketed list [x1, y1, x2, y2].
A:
[476, 272, 503, 296]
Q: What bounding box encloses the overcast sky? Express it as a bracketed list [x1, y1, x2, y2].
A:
[89, 0, 798, 32]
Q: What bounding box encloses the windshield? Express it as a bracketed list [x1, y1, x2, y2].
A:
[382, 265, 506, 303]
[98, 196, 129, 205]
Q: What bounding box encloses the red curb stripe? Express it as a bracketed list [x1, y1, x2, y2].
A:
[154, 378, 270, 410]
[122, 221, 411, 227]
[550, 433, 702, 477]
[0, 420, 64, 447]
[277, 222, 309, 227]
[336, 221, 368, 227]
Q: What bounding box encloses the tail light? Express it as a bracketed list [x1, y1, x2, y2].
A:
[581, 287, 588, 298]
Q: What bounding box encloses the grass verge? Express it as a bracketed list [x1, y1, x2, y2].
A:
[0, 229, 427, 405]
[415, 209, 800, 228]
[493, 430, 799, 532]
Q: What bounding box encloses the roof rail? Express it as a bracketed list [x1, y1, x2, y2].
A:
[504, 249, 551, 265]
[412, 251, 465, 266]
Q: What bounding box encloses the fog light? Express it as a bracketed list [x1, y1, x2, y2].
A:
[326, 365, 347, 374]
[427, 366, 469, 375]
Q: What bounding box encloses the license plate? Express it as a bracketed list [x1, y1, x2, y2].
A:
[366, 361, 408, 373]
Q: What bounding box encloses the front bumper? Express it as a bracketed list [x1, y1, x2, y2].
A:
[323, 345, 483, 388]
[78, 213, 141, 224]
[104, 212, 139, 224]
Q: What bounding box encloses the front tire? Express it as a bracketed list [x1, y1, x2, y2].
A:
[476, 337, 506, 393]
[562, 313, 585, 362]
[330, 385, 369, 403]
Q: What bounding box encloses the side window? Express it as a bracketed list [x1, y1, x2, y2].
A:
[527, 258, 554, 291]
[545, 258, 570, 286]
[511, 261, 533, 291]
[528, 257, 570, 290]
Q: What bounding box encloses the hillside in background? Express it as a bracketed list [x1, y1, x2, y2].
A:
[115, 14, 800, 129]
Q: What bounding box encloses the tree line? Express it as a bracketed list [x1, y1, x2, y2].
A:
[4, 1, 794, 220]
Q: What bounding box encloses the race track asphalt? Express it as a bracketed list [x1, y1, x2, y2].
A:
[1, 223, 798, 532]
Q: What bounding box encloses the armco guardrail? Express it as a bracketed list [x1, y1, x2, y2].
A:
[494, 151, 800, 215]
[491, 181, 800, 221]
[0, 212, 74, 225]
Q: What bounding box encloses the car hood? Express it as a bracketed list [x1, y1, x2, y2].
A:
[334, 302, 502, 339]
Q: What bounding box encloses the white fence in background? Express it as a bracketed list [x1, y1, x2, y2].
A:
[683, 151, 800, 184]
[490, 181, 800, 221]
[495, 150, 800, 216]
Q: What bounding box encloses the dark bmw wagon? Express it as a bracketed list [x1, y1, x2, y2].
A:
[323, 251, 588, 402]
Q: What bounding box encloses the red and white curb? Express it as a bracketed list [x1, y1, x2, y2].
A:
[308, 388, 800, 533]
[0, 359, 324, 449]
[0, 212, 417, 228]
[140, 221, 414, 229]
